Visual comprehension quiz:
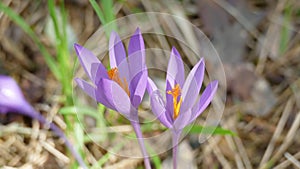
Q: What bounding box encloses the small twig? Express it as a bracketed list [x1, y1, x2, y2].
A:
[208, 137, 232, 169]
[284, 152, 300, 168]
[273, 111, 300, 160]
[40, 140, 70, 164]
[273, 152, 300, 169]
[225, 135, 245, 169]
[259, 99, 293, 168]
[255, 0, 288, 74]
[103, 159, 142, 169]
[234, 137, 253, 169]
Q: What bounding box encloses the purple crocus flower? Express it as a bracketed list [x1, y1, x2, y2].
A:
[0, 75, 87, 169]
[74, 28, 151, 169]
[147, 47, 218, 169]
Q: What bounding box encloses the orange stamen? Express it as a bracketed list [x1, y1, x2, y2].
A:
[107, 67, 130, 96]
[108, 67, 118, 79]
[167, 84, 183, 119]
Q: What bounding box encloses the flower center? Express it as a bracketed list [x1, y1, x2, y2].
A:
[107, 67, 130, 96]
[167, 84, 183, 119]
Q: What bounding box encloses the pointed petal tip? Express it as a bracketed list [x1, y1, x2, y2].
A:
[74, 78, 86, 88]
[193, 58, 205, 69]
[171, 46, 177, 51]
[198, 58, 205, 71]
[206, 80, 218, 94]
[131, 28, 142, 38]
[109, 31, 120, 41]
[74, 77, 81, 84]
[199, 57, 205, 64]
[109, 30, 123, 45]
[74, 43, 82, 50]
[74, 43, 84, 57]
[171, 47, 181, 59]
[211, 80, 219, 88]
[146, 77, 158, 94]
[135, 27, 141, 34]
[110, 30, 117, 36]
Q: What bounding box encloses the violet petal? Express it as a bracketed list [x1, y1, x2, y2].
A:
[165, 47, 185, 120]
[0, 76, 43, 120]
[0, 76, 87, 168]
[150, 89, 172, 128]
[93, 62, 109, 85]
[166, 47, 185, 88]
[165, 81, 174, 121]
[128, 28, 146, 80]
[74, 43, 101, 83]
[146, 77, 157, 94]
[0, 75, 29, 114]
[109, 32, 130, 80]
[189, 80, 218, 124]
[129, 69, 148, 108]
[109, 31, 127, 68]
[173, 108, 193, 130]
[75, 78, 96, 100]
[94, 83, 118, 111]
[97, 78, 133, 119]
[147, 78, 172, 127]
[180, 59, 205, 112]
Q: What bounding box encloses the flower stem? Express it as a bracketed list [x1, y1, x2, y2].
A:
[172, 130, 181, 169]
[131, 121, 152, 169]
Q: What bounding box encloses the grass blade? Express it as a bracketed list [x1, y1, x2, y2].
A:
[89, 0, 117, 36]
[89, 0, 106, 24]
[184, 125, 236, 136]
[0, 2, 60, 80]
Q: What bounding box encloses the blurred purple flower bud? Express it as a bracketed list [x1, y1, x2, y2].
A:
[0, 75, 87, 169]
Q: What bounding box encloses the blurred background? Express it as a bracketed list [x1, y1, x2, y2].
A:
[0, 0, 300, 168]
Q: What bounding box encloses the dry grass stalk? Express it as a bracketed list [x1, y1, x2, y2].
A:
[273, 152, 300, 169]
[259, 99, 294, 167]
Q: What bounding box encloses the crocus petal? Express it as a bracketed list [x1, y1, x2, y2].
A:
[173, 108, 193, 130]
[0, 75, 25, 107]
[147, 78, 173, 127]
[129, 69, 148, 108]
[93, 62, 109, 84]
[94, 88, 115, 111]
[165, 47, 185, 119]
[0, 76, 36, 118]
[150, 89, 172, 128]
[97, 78, 134, 120]
[0, 75, 88, 168]
[75, 77, 118, 117]
[166, 47, 185, 88]
[0, 76, 41, 120]
[189, 80, 218, 124]
[75, 78, 96, 100]
[109, 32, 130, 80]
[74, 43, 101, 83]
[128, 28, 146, 80]
[180, 58, 205, 112]
[146, 77, 157, 94]
[109, 31, 127, 68]
[165, 82, 174, 122]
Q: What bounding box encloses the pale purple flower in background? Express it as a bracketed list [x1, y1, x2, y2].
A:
[74, 28, 151, 169]
[147, 47, 218, 169]
[0, 75, 87, 169]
